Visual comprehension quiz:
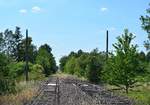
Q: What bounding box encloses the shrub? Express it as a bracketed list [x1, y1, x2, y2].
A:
[86, 56, 102, 84]
[29, 64, 45, 80]
[0, 53, 16, 95]
[8, 62, 44, 81]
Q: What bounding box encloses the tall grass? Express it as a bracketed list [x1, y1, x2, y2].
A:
[0, 80, 39, 105]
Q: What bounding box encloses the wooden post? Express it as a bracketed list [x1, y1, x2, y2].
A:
[106, 30, 109, 60]
[25, 29, 29, 81]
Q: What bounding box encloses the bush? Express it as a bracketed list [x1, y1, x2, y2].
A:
[29, 64, 45, 80]
[86, 56, 102, 84]
[8, 62, 25, 80]
[0, 78, 16, 95]
[64, 57, 76, 74]
[8, 62, 33, 81]
[8, 62, 44, 81]
[0, 53, 16, 95]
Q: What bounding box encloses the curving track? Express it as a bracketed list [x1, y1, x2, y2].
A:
[26, 76, 135, 105]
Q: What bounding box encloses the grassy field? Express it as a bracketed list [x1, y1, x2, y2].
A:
[125, 84, 150, 105]
[105, 83, 150, 105]
[0, 80, 39, 105]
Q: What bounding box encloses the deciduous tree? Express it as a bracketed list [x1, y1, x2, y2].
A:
[36, 44, 57, 76]
[104, 29, 144, 93]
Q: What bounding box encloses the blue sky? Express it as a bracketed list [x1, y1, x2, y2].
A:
[0, 0, 149, 64]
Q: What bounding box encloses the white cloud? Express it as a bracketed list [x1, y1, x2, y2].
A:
[19, 9, 27, 14]
[31, 6, 42, 13]
[100, 7, 108, 12]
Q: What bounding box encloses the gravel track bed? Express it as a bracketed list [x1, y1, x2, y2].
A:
[26, 77, 136, 105]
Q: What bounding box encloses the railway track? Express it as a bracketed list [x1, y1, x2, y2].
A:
[26, 77, 136, 105]
[26, 77, 60, 105]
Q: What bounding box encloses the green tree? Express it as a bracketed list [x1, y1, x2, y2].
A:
[68, 51, 78, 58]
[64, 57, 77, 74]
[75, 53, 89, 77]
[0, 32, 5, 52]
[104, 29, 144, 93]
[2, 27, 22, 60]
[140, 3, 150, 50]
[3, 29, 14, 56]
[18, 37, 37, 63]
[86, 56, 102, 84]
[13, 27, 23, 61]
[146, 51, 150, 62]
[59, 56, 68, 71]
[77, 49, 83, 57]
[36, 44, 57, 76]
[138, 51, 146, 62]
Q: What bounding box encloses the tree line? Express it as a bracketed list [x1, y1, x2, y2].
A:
[0, 27, 57, 95]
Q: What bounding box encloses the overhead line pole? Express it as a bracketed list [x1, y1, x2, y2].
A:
[106, 30, 109, 60]
[25, 29, 29, 81]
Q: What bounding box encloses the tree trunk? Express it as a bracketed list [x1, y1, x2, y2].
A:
[125, 85, 129, 94]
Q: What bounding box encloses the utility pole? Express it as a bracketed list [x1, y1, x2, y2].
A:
[25, 29, 29, 81]
[106, 30, 109, 60]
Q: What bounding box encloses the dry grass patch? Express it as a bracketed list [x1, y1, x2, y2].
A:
[0, 81, 39, 105]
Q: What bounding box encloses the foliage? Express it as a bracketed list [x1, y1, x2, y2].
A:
[138, 51, 146, 62]
[29, 64, 45, 80]
[8, 62, 44, 81]
[146, 51, 150, 62]
[103, 29, 145, 93]
[8, 62, 25, 80]
[17, 37, 37, 63]
[0, 27, 37, 63]
[0, 53, 16, 95]
[74, 54, 89, 77]
[140, 3, 150, 50]
[60, 49, 105, 83]
[2, 27, 23, 60]
[59, 56, 68, 71]
[86, 56, 102, 84]
[36, 44, 57, 77]
[0, 27, 57, 95]
[64, 57, 77, 74]
[0, 32, 5, 52]
[13, 27, 23, 61]
[144, 63, 150, 82]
